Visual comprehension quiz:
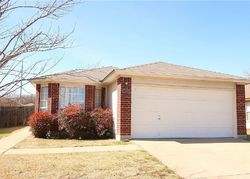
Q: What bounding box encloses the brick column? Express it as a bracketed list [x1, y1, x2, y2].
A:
[101, 87, 106, 108]
[35, 84, 41, 113]
[236, 85, 246, 137]
[85, 85, 95, 111]
[117, 77, 131, 140]
[48, 83, 60, 114]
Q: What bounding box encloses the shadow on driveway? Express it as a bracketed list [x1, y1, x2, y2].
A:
[133, 138, 249, 144]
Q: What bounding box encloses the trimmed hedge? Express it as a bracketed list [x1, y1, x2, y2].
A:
[28, 105, 114, 139]
[58, 105, 96, 139]
[91, 108, 113, 139]
[28, 112, 57, 138]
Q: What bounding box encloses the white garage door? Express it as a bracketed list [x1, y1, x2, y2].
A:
[132, 85, 234, 138]
[246, 102, 250, 129]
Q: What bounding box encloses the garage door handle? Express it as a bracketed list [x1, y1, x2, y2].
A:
[158, 115, 161, 120]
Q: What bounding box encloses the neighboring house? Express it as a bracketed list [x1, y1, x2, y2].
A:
[31, 62, 249, 140]
[0, 97, 23, 107]
[246, 85, 250, 128]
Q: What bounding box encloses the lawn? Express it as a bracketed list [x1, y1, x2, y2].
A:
[14, 135, 130, 149]
[0, 126, 24, 139]
[0, 151, 180, 179]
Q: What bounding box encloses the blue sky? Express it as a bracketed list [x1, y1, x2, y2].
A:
[11, 1, 250, 94]
[54, 1, 250, 76]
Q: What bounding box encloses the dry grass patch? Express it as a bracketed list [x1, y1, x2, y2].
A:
[0, 126, 24, 139]
[14, 135, 130, 149]
[0, 151, 180, 179]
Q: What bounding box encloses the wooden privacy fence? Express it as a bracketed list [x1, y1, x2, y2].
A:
[0, 106, 34, 128]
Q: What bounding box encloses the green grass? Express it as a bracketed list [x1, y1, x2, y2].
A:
[0, 126, 24, 139]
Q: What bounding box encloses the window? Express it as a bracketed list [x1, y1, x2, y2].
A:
[40, 86, 48, 112]
[95, 88, 102, 108]
[59, 87, 85, 108]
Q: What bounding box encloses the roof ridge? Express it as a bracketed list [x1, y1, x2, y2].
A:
[120, 61, 243, 79]
[159, 61, 244, 79]
[120, 61, 162, 71]
[73, 66, 117, 73]
[43, 66, 117, 77]
[63, 66, 117, 74]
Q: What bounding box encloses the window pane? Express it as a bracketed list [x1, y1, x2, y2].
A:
[39, 86, 48, 111]
[95, 88, 101, 108]
[59, 86, 85, 108]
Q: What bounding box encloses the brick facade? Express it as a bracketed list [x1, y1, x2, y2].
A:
[85, 85, 95, 111]
[101, 87, 106, 108]
[35, 84, 41, 113]
[117, 77, 131, 139]
[48, 83, 60, 114]
[236, 85, 246, 136]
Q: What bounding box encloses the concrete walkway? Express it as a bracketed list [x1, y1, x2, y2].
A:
[5, 144, 140, 155]
[134, 139, 250, 179]
[0, 127, 31, 155]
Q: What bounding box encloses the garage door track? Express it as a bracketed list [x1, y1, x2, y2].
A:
[134, 139, 250, 179]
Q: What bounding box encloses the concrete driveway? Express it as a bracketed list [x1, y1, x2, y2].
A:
[134, 139, 250, 179]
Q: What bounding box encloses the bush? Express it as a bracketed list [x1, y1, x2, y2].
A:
[28, 112, 56, 138]
[58, 104, 97, 139]
[91, 108, 113, 139]
[28, 105, 114, 139]
[46, 115, 68, 139]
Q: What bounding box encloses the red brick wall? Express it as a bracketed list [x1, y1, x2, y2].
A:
[48, 83, 60, 114]
[35, 84, 41, 113]
[101, 87, 106, 108]
[236, 85, 246, 135]
[117, 77, 131, 137]
[85, 85, 95, 111]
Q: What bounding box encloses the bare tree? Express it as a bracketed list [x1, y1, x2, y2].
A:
[0, 0, 79, 98]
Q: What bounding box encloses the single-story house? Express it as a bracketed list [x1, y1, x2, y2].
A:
[246, 84, 250, 128]
[31, 61, 250, 140]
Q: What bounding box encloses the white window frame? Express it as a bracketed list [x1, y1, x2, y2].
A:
[59, 86, 85, 109]
[39, 86, 48, 112]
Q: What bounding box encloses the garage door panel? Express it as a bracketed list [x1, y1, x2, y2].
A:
[133, 112, 232, 125]
[133, 126, 233, 138]
[134, 100, 232, 114]
[132, 85, 234, 138]
[133, 112, 232, 126]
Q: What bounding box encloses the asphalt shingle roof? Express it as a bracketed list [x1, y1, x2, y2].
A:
[116, 61, 245, 81]
[32, 61, 248, 84]
[34, 66, 115, 83]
